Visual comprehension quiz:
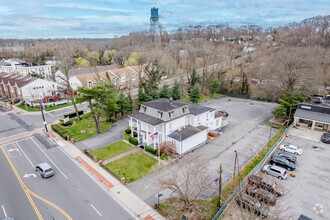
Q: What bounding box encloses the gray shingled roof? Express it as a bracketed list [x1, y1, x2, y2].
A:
[68, 65, 118, 77]
[294, 109, 330, 123]
[143, 98, 187, 111]
[168, 125, 208, 141]
[0, 61, 11, 66]
[187, 102, 215, 115]
[129, 112, 164, 126]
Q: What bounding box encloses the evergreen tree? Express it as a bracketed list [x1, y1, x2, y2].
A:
[172, 81, 181, 100]
[210, 79, 220, 96]
[189, 86, 200, 103]
[159, 84, 171, 99]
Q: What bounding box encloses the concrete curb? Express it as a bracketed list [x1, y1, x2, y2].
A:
[49, 128, 165, 220]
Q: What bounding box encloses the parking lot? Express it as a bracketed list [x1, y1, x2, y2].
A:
[273, 128, 330, 219]
[224, 126, 330, 219]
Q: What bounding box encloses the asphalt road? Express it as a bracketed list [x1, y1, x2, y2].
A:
[0, 104, 134, 220]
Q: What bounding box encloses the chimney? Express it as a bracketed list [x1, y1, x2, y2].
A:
[169, 97, 173, 103]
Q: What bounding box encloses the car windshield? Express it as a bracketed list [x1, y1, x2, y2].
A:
[255, 202, 261, 209]
[45, 168, 53, 173]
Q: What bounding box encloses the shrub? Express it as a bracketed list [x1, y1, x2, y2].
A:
[62, 120, 73, 126]
[128, 136, 138, 145]
[145, 146, 157, 155]
[64, 110, 84, 119]
[51, 124, 69, 139]
[48, 104, 53, 108]
[161, 154, 168, 160]
[133, 132, 137, 137]
[125, 127, 131, 134]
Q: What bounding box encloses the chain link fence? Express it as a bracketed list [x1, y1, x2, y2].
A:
[212, 123, 293, 220]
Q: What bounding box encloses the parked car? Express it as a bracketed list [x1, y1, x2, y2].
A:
[248, 175, 283, 196]
[246, 186, 277, 205]
[279, 144, 302, 155]
[321, 133, 330, 144]
[274, 152, 297, 164]
[262, 165, 287, 180]
[270, 155, 296, 171]
[35, 162, 55, 178]
[219, 110, 229, 117]
[236, 194, 270, 218]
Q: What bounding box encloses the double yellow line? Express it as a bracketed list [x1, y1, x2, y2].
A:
[1, 146, 72, 220]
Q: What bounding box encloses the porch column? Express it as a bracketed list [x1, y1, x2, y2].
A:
[311, 121, 315, 130]
[130, 118, 134, 137]
[153, 126, 156, 149]
[137, 121, 140, 144]
[293, 118, 298, 126]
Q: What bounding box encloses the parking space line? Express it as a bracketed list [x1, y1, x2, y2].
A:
[1, 205, 7, 217]
[30, 137, 68, 180]
[14, 142, 35, 169]
[91, 204, 102, 216]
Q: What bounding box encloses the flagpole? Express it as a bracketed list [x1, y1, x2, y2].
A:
[158, 141, 160, 166]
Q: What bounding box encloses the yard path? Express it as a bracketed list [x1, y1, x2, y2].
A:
[103, 148, 138, 165]
[75, 118, 128, 151]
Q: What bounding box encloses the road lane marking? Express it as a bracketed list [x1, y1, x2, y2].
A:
[15, 142, 35, 169]
[91, 204, 102, 216]
[23, 173, 37, 178]
[1, 146, 43, 220]
[28, 190, 72, 220]
[57, 147, 135, 218]
[30, 137, 68, 179]
[1, 205, 7, 217]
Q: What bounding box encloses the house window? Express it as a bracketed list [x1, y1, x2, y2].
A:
[88, 80, 93, 88]
[158, 111, 163, 119]
[169, 112, 174, 119]
[132, 73, 136, 81]
[112, 77, 116, 85]
[197, 116, 200, 122]
[143, 106, 147, 113]
[121, 74, 126, 82]
[206, 113, 209, 120]
[169, 123, 172, 131]
[216, 119, 219, 125]
[182, 108, 185, 114]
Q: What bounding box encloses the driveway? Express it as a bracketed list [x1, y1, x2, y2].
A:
[273, 127, 330, 219]
[126, 97, 279, 205]
[75, 118, 128, 151]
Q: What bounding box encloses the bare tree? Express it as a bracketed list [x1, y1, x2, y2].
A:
[158, 141, 176, 155]
[55, 41, 82, 121]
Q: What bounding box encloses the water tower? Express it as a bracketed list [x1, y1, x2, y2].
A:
[150, 7, 160, 42]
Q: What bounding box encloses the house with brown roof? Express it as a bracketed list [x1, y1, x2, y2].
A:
[0, 72, 58, 101]
[64, 66, 143, 91]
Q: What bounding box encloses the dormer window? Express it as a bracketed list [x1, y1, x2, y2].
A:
[143, 106, 147, 113]
[121, 74, 126, 82]
[169, 112, 174, 119]
[88, 80, 94, 88]
[158, 111, 163, 119]
[112, 77, 116, 85]
[182, 107, 187, 114]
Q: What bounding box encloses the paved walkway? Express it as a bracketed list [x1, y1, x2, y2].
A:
[103, 148, 138, 165]
[75, 118, 128, 151]
[0, 128, 44, 144]
[48, 129, 164, 220]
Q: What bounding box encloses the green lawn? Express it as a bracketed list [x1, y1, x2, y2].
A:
[122, 133, 131, 141]
[17, 103, 72, 112]
[180, 94, 222, 103]
[89, 141, 133, 161]
[61, 118, 111, 142]
[104, 151, 159, 183]
[17, 104, 39, 112]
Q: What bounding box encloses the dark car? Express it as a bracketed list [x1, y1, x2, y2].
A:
[270, 155, 296, 171]
[321, 133, 330, 144]
[246, 186, 277, 205]
[248, 175, 283, 196]
[274, 152, 297, 164]
[236, 194, 270, 218]
[219, 110, 228, 117]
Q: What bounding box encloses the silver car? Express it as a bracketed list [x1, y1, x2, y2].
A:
[279, 144, 302, 155]
[262, 165, 287, 180]
[35, 162, 55, 178]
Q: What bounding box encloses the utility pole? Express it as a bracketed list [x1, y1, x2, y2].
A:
[233, 150, 237, 178]
[288, 104, 292, 125]
[218, 163, 222, 209]
[40, 101, 48, 133]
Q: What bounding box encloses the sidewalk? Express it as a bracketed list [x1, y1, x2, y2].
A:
[48, 129, 164, 220]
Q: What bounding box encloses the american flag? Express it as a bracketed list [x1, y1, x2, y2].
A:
[150, 132, 158, 138]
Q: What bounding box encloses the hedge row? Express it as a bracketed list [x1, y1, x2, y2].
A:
[51, 124, 69, 139]
[145, 146, 157, 155]
[128, 136, 138, 145]
[64, 110, 84, 118]
[125, 127, 131, 134]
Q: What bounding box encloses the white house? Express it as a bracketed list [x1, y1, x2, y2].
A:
[128, 98, 223, 155]
[0, 72, 58, 101]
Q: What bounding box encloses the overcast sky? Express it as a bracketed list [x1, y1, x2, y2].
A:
[0, 0, 329, 39]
